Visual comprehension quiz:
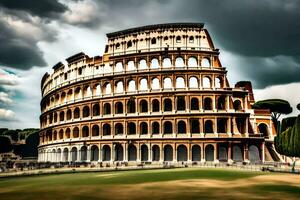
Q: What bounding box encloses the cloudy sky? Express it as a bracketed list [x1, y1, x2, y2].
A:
[0, 0, 299, 129]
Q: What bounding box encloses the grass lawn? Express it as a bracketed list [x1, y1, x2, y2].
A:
[0, 168, 299, 200]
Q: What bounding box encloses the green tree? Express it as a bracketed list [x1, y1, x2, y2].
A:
[0, 136, 13, 153]
[297, 103, 300, 111]
[252, 99, 293, 132]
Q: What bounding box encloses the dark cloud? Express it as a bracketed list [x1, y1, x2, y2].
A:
[0, 0, 67, 18]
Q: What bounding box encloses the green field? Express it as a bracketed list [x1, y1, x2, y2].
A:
[0, 168, 299, 200]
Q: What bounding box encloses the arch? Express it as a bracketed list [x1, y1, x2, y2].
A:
[189, 36, 194, 43]
[127, 99, 136, 113]
[104, 83, 111, 95]
[63, 148, 69, 162]
[152, 99, 160, 112]
[115, 102, 123, 114]
[192, 145, 201, 161]
[232, 145, 243, 162]
[164, 98, 172, 111]
[103, 123, 111, 136]
[59, 111, 64, 122]
[177, 96, 186, 111]
[115, 43, 120, 49]
[93, 84, 101, 96]
[74, 107, 80, 119]
[201, 57, 210, 67]
[92, 125, 99, 136]
[139, 78, 148, 91]
[152, 122, 160, 134]
[175, 57, 184, 67]
[215, 77, 223, 88]
[127, 40, 132, 48]
[191, 98, 199, 110]
[128, 122, 136, 135]
[204, 120, 214, 133]
[65, 128, 70, 139]
[217, 96, 226, 110]
[258, 123, 269, 138]
[139, 59, 147, 70]
[151, 78, 160, 90]
[115, 123, 123, 135]
[53, 113, 57, 123]
[164, 121, 173, 134]
[163, 77, 172, 89]
[103, 103, 111, 115]
[92, 103, 100, 116]
[151, 37, 157, 44]
[164, 145, 173, 161]
[205, 145, 214, 161]
[217, 118, 227, 133]
[152, 145, 160, 161]
[73, 127, 79, 138]
[128, 144, 137, 161]
[177, 121, 186, 134]
[188, 57, 197, 67]
[82, 126, 89, 137]
[59, 129, 64, 139]
[66, 109, 72, 120]
[115, 144, 123, 161]
[115, 62, 123, 72]
[177, 145, 187, 161]
[74, 87, 82, 99]
[56, 148, 61, 162]
[202, 77, 211, 88]
[128, 80, 136, 92]
[162, 57, 172, 68]
[236, 118, 245, 134]
[249, 145, 261, 163]
[141, 145, 148, 161]
[80, 146, 87, 161]
[127, 60, 135, 71]
[191, 119, 200, 133]
[140, 99, 148, 112]
[116, 81, 124, 93]
[82, 106, 90, 118]
[91, 145, 99, 161]
[67, 89, 73, 101]
[150, 58, 159, 69]
[140, 122, 148, 135]
[218, 145, 228, 161]
[83, 85, 92, 98]
[71, 147, 77, 162]
[233, 100, 242, 110]
[102, 145, 111, 161]
[204, 97, 213, 110]
[176, 77, 185, 88]
[176, 36, 181, 43]
[61, 92, 66, 103]
[189, 76, 198, 88]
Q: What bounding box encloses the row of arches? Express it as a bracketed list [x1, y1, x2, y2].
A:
[39, 143, 262, 163]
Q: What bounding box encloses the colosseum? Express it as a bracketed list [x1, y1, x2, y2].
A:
[38, 23, 280, 165]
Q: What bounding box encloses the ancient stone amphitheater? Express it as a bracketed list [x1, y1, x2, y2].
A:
[38, 23, 279, 165]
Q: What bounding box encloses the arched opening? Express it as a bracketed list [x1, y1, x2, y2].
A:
[177, 121, 186, 134]
[258, 123, 269, 138]
[127, 61, 135, 71]
[249, 145, 261, 163]
[80, 146, 87, 161]
[233, 100, 242, 111]
[217, 118, 227, 133]
[54, 113, 57, 123]
[74, 107, 80, 119]
[59, 111, 64, 122]
[232, 145, 243, 162]
[218, 145, 228, 162]
[152, 145, 160, 161]
[177, 96, 186, 111]
[140, 100, 148, 113]
[205, 145, 214, 161]
[192, 145, 201, 161]
[189, 76, 198, 88]
[163, 77, 172, 89]
[82, 106, 90, 118]
[59, 129, 64, 139]
[73, 127, 79, 138]
[217, 96, 226, 110]
[164, 98, 172, 111]
[203, 97, 212, 110]
[176, 36, 181, 43]
[150, 58, 159, 69]
[65, 128, 70, 139]
[128, 122, 136, 135]
[103, 123, 111, 136]
[164, 121, 173, 134]
[162, 57, 171, 68]
[116, 81, 124, 93]
[57, 149, 61, 162]
[93, 104, 100, 116]
[128, 144, 137, 161]
[66, 109, 72, 120]
[115, 123, 123, 135]
[74, 87, 82, 99]
[176, 77, 185, 88]
[152, 99, 160, 112]
[140, 122, 148, 135]
[188, 57, 197, 67]
[175, 57, 184, 67]
[115, 62, 124, 72]
[102, 145, 111, 161]
[139, 59, 147, 70]
[83, 85, 92, 98]
[236, 118, 245, 134]
[151, 78, 160, 90]
[93, 84, 101, 96]
[164, 145, 173, 161]
[115, 102, 123, 114]
[91, 145, 99, 161]
[189, 36, 194, 43]
[151, 37, 157, 44]
[177, 145, 187, 161]
[127, 99, 136, 113]
[82, 126, 89, 137]
[201, 57, 210, 67]
[92, 125, 99, 136]
[103, 103, 111, 115]
[152, 122, 159, 134]
[71, 147, 77, 162]
[191, 119, 200, 133]
[63, 148, 69, 162]
[104, 83, 111, 95]
[191, 98, 199, 110]
[202, 77, 211, 88]
[139, 78, 148, 91]
[215, 77, 223, 88]
[128, 80, 136, 92]
[141, 145, 148, 161]
[115, 144, 123, 161]
[204, 120, 214, 133]
[127, 41, 132, 48]
[67, 89, 73, 101]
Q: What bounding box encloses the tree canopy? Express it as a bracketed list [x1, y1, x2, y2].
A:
[297, 103, 300, 111]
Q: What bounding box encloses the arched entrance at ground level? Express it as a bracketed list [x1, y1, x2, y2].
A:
[102, 145, 111, 161]
[71, 147, 77, 162]
[56, 149, 61, 162]
[218, 146, 228, 161]
[141, 145, 148, 161]
[177, 145, 187, 161]
[192, 145, 201, 161]
[91, 145, 99, 161]
[164, 145, 173, 161]
[80, 146, 87, 161]
[152, 145, 160, 161]
[63, 148, 69, 162]
[248, 145, 261, 163]
[115, 144, 123, 161]
[205, 145, 214, 161]
[128, 144, 137, 161]
[232, 145, 243, 162]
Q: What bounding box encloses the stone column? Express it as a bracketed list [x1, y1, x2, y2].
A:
[228, 142, 233, 164]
